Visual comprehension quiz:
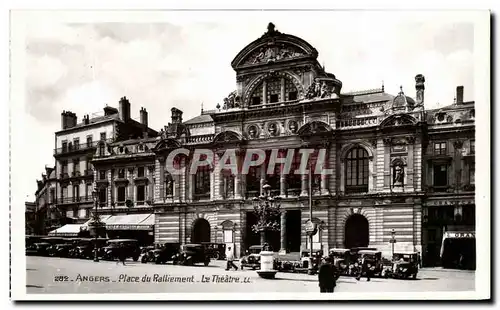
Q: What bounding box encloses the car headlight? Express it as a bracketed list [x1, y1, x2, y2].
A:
[367, 264, 371, 267]
[370, 266, 375, 270]
[402, 268, 407, 272]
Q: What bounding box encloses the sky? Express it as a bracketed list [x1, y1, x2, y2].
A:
[20, 11, 475, 201]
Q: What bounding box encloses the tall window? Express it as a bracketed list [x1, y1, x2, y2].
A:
[99, 170, 106, 180]
[433, 164, 448, 188]
[194, 165, 211, 197]
[286, 152, 301, 193]
[73, 138, 80, 150]
[98, 189, 106, 206]
[50, 188, 55, 203]
[62, 141, 68, 153]
[434, 142, 447, 155]
[345, 147, 369, 194]
[469, 163, 475, 185]
[118, 169, 125, 179]
[137, 167, 145, 178]
[61, 160, 68, 175]
[86, 184, 92, 199]
[86, 136, 93, 147]
[62, 186, 68, 200]
[98, 142, 105, 156]
[73, 158, 80, 174]
[100, 132, 106, 141]
[117, 187, 126, 202]
[137, 185, 145, 202]
[470, 140, 475, 154]
[221, 170, 235, 199]
[72, 185, 79, 201]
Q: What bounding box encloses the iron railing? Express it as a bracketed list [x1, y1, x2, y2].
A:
[54, 138, 115, 155]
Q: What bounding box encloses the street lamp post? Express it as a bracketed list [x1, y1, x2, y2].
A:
[390, 229, 396, 258]
[307, 164, 315, 275]
[92, 189, 99, 262]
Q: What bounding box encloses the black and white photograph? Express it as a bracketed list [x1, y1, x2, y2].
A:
[9, 8, 490, 301]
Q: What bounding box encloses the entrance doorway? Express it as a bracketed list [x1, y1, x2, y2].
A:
[344, 214, 369, 249]
[191, 218, 210, 243]
[285, 210, 301, 252]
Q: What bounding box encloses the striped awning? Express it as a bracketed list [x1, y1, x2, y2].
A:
[105, 213, 154, 231]
[48, 224, 83, 237]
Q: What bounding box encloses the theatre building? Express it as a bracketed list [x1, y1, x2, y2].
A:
[151, 23, 463, 259]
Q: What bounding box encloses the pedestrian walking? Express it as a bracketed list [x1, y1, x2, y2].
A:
[117, 243, 126, 266]
[356, 255, 371, 281]
[318, 257, 338, 293]
[225, 246, 238, 271]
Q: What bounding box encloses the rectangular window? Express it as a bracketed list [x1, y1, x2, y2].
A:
[86, 136, 93, 147]
[98, 189, 106, 203]
[117, 187, 126, 202]
[270, 94, 279, 103]
[62, 186, 68, 199]
[72, 185, 79, 201]
[470, 140, 475, 154]
[433, 164, 448, 188]
[99, 170, 106, 180]
[73, 138, 80, 150]
[434, 142, 447, 155]
[470, 163, 475, 185]
[137, 185, 145, 202]
[118, 169, 125, 179]
[86, 184, 92, 199]
[62, 141, 68, 152]
[73, 158, 80, 173]
[194, 166, 210, 196]
[50, 189, 55, 203]
[137, 167, 145, 177]
[252, 97, 261, 106]
[288, 91, 297, 101]
[223, 230, 233, 243]
[61, 160, 68, 174]
[100, 132, 106, 141]
[98, 143, 105, 156]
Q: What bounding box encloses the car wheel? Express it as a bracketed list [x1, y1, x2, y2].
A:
[204, 260, 209, 267]
[133, 256, 139, 262]
[214, 253, 220, 260]
[141, 256, 147, 263]
[412, 273, 417, 280]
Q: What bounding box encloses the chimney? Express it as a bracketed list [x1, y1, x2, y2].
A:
[119, 96, 131, 121]
[456, 86, 464, 104]
[84, 114, 90, 125]
[171, 107, 183, 124]
[140, 107, 148, 127]
[415, 74, 425, 105]
[61, 111, 77, 129]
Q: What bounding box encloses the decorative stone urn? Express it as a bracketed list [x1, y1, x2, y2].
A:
[256, 251, 277, 279]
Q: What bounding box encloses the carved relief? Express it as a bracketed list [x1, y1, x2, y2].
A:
[406, 136, 416, 144]
[222, 91, 241, 110]
[247, 125, 259, 139]
[288, 120, 299, 134]
[267, 122, 279, 136]
[453, 140, 464, 149]
[244, 44, 306, 65]
[383, 138, 392, 146]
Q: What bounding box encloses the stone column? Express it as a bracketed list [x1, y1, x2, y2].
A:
[321, 147, 329, 195]
[280, 165, 286, 197]
[260, 165, 266, 195]
[280, 211, 287, 254]
[188, 174, 194, 201]
[159, 158, 165, 201]
[235, 173, 241, 199]
[301, 173, 308, 196]
[148, 166, 154, 202]
[128, 168, 134, 202]
[262, 80, 267, 105]
[280, 77, 286, 102]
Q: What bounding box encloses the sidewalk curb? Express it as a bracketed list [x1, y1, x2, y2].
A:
[420, 268, 475, 273]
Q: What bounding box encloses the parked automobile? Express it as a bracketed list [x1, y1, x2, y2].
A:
[391, 252, 419, 279]
[48, 243, 74, 257]
[358, 250, 384, 277]
[347, 247, 378, 276]
[153, 243, 181, 264]
[329, 248, 351, 275]
[240, 245, 263, 270]
[201, 243, 226, 260]
[101, 239, 141, 261]
[139, 246, 156, 263]
[174, 244, 210, 266]
[26, 242, 51, 256]
[300, 249, 323, 274]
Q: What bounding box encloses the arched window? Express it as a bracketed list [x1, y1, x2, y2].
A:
[345, 147, 369, 194]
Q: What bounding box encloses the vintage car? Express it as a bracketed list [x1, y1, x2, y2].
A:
[139, 246, 156, 263]
[357, 250, 384, 277]
[26, 242, 51, 256]
[297, 249, 324, 274]
[173, 244, 210, 266]
[48, 243, 74, 257]
[240, 245, 280, 270]
[154, 243, 181, 264]
[101, 239, 141, 261]
[71, 238, 108, 259]
[391, 252, 419, 279]
[201, 242, 226, 260]
[240, 245, 263, 270]
[329, 248, 351, 275]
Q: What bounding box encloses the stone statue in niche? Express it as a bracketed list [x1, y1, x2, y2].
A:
[288, 120, 298, 133]
[320, 81, 331, 98]
[393, 164, 405, 186]
[248, 125, 258, 138]
[305, 79, 321, 99]
[268, 123, 278, 136]
[165, 173, 174, 197]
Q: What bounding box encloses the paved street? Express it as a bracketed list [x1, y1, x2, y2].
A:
[26, 256, 475, 294]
